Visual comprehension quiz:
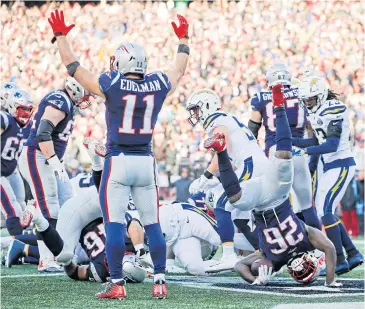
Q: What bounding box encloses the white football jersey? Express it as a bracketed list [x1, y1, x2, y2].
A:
[70, 173, 97, 197]
[204, 112, 268, 171]
[307, 100, 353, 164]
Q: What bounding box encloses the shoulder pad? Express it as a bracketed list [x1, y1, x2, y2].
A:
[203, 112, 227, 130]
[153, 71, 172, 91]
[45, 91, 72, 113]
[99, 71, 120, 93]
[319, 100, 346, 118]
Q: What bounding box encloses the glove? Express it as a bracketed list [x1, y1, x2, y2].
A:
[324, 280, 343, 288]
[272, 84, 284, 108]
[292, 146, 306, 156]
[171, 14, 189, 39]
[48, 9, 75, 43]
[48, 155, 68, 183]
[252, 265, 273, 285]
[189, 174, 210, 195]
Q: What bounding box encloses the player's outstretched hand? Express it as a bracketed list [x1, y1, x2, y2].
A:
[272, 84, 284, 108]
[324, 280, 343, 288]
[171, 15, 189, 39]
[252, 265, 273, 285]
[48, 9, 75, 43]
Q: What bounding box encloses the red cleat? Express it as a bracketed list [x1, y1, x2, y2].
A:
[96, 280, 127, 300]
[152, 279, 167, 299]
[204, 133, 226, 153]
[272, 84, 284, 108]
[83, 137, 106, 158]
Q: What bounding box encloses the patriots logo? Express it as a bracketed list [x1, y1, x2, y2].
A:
[48, 99, 64, 108]
[14, 92, 22, 98]
[4, 84, 13, 89]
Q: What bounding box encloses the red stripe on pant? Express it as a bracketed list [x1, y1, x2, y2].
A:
[27, 148, 51, 218]
[0, 185, 16, 218]
[103, 157, 112, 222]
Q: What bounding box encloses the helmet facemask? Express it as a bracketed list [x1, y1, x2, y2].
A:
[287, 252, 320, 284]
[14, 103, 33, 126]
[187, 102, 204, 127]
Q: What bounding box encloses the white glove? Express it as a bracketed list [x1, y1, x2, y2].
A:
[292, 146, 306, 156]
[324, 280, 343, 288]
[252, 265, 273, 285]
[48, 155, 68, 183]
[189, 174, 210, 195]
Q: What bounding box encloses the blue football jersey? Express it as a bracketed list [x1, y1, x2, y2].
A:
[254, 199, 314, 272]
[251, 86, 306, 154]
[25, 90, 75, 159]
[1, 112, 32, 177]
[98, 71, 171, 156]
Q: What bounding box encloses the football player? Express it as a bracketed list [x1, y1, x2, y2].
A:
[199, 84, 340, 287]
[159, 202, 221, 276]
[19, 77, 92, 272]
[187, 88, 269, 272]
[1, 82, 20, 112]
[48, 9, 190, 299]
[292, 76, 364, 275]
[1, 90, 34, 237]
[249, 63, 321, 230]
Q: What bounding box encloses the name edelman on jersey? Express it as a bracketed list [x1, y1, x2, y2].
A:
[261, 89, 298, 101]
[120, 79, 162, 92]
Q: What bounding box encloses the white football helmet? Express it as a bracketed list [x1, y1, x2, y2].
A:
[290, 77, 301, 89]
[287, 252, 320, 284]
[65, 77, 92, 109]
[298, 76, 329, 114]
[186, 89, 221, 126]
[8, 89, 34, 126]
[122, 254, 147, 283]
[110, 43, 147, 76]
[1, 82, 20, 111]
[266, 63, 292, 87]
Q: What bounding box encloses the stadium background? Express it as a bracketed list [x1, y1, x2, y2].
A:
[1, 0, 364, 233]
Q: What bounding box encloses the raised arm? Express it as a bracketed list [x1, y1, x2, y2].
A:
[165, 15, 190, 96]
[48, 10, 105, 99]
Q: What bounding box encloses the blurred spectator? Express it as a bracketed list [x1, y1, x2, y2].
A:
[168, 167, 193, 202]
[66, 159, 82, 179]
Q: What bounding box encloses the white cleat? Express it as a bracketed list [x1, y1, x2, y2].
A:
[166, 264, 187, 274]
[38, 259, 64, 273]
[204, 254, 241, 273]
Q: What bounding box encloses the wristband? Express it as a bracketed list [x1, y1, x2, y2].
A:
[47, 154, 56, 161]
[178, 44, 190, 55]
[204, 171, 213, 179]
[66, 61, 80, 77]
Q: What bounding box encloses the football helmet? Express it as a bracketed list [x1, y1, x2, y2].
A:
[186, 89, 221, 126]
[8, 90, 34, 126]
[122, 254, 147, 283]
[298, 76, 329, 114]
[1, 82, 20, 111]
[266, 63, 292, 87]
[65, 77, 93, 109]
[287, 252, 320, 284]
[110, 43, 147, 76]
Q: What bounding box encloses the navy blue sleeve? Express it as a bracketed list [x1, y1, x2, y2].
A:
[250, 94, 264, 113]
[45, 92, 71, 115]
[0, 112, 9, 130]
[308, 154, 320, 175]
[292, 135, 318, 148]
[306, 136, 340, 155]
[98, 71, 120, 94]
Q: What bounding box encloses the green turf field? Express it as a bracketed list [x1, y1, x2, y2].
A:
[1, 239, 364, 309]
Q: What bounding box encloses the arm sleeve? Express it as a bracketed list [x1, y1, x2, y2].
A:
[156, 71, 172, 92]
[292, 135, 318, 148]
[308, 154, 320, 175]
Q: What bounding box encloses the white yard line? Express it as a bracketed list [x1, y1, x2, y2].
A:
[1, 273, 65, 279]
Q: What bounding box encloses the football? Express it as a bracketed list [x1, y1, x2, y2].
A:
[251, 259, 274, 276]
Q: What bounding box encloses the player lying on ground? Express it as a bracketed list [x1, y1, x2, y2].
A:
[294, 75, 363, 275]
[197, 84, 341, 287]
[48, 8, 190, 299]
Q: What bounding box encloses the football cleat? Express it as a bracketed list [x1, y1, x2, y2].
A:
[320, 260, 349, 276]
[6, 240, 25, 268]
[204, 133, 226, 153]
[83, 137, 106, 158]
[347, 252, 364, 271]
[96, 279, 127, 300]
[166, 264, 187, 274]
[38, 259, 64, 273]
[272, 84, 284, 108]
[152, 279, 167, 299]
[20, 199, 40, 227]
[204, 254, 241, 273]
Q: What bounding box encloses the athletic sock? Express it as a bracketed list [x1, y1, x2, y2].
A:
[154, 273, 166, 283]
[105, 222, 125, 280]
[217, 149, 241, 198]
[322, 214, 345, 264]
[222, 242, 235, 258]
[92, 170, 102, 192]
[302, 207, 322, 230]
[274, 106, 292, 152]
[39, 224, 64, 257]
[338, 222, 359, 258]
[6, 217, 23, 236]
[144, 223, 166, 274]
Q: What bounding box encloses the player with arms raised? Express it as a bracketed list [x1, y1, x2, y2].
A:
[249, 64, 321, 229]
[48, 10, 190, 299]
